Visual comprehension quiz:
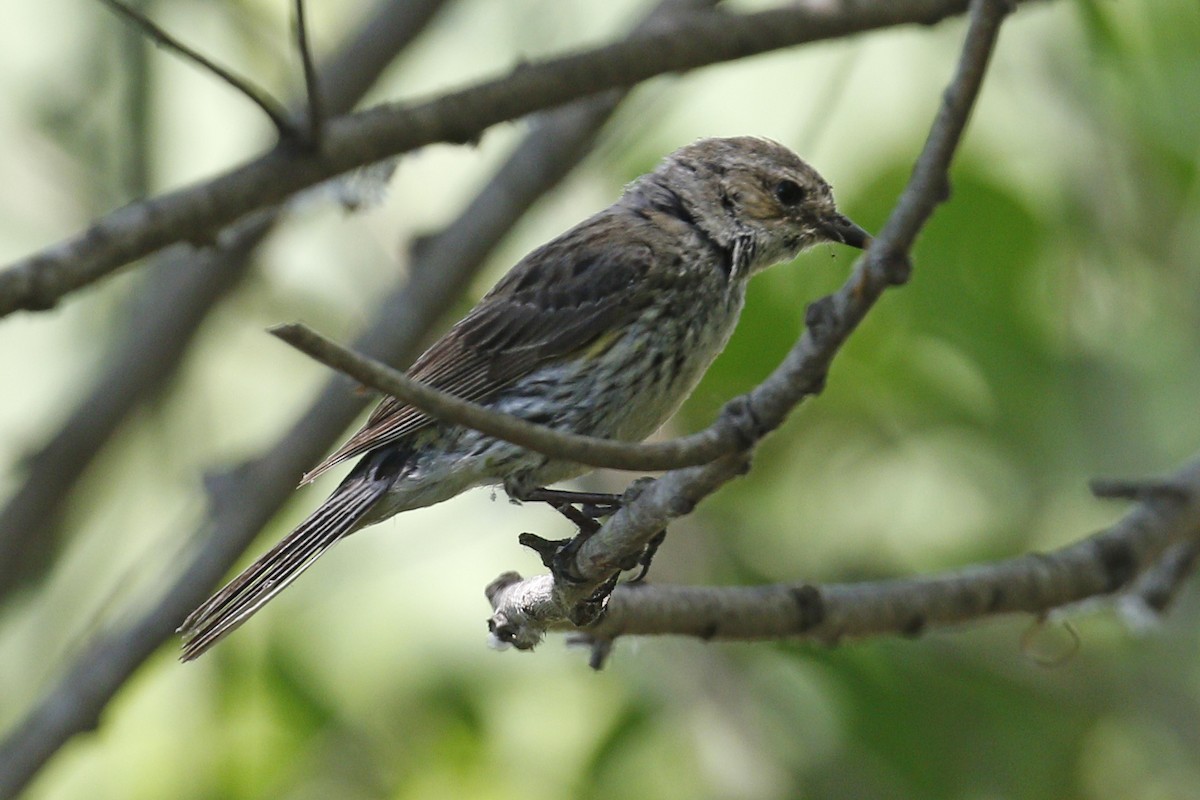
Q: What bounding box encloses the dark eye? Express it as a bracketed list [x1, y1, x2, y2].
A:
[774, 179, 807, 206]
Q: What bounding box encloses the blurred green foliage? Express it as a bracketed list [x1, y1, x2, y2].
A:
[1, 0, 1199, 799]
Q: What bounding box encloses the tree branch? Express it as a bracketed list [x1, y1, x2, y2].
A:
[293, 0, 323, 147]
[514, 455, 1200, 649]
[0, 0, 1039, 318]
[488, 0, 1015, 651]
[270, 322, 751, 472]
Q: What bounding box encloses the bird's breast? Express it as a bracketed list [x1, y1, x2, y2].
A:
[580, 275, 747, 442]
[481, 255, 747, 451]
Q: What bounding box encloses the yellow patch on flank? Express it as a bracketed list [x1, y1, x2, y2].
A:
[582, 329, 623, 359]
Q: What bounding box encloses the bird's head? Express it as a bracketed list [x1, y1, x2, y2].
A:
[660, 136, 869, 275]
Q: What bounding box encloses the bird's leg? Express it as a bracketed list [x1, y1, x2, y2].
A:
[509, 487, 616, 571]
[511, 478, 669, 587]
[517, 487, 622, 520]
[510, 483, 611, 585]
[553, 502, 603, 536]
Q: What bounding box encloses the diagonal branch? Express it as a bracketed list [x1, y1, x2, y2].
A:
[270, 322, 751, 472]
[1125, 541, 1200, 616]
[488, 0, 1016, 651]
[0, 0, 1040, 318]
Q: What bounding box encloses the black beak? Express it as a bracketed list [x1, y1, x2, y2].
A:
[822, 213, 871, 250]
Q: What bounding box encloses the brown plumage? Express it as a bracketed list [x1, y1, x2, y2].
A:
[302, 226, 659, 484]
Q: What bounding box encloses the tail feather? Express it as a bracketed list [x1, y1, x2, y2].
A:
[179, 477, 388, 661]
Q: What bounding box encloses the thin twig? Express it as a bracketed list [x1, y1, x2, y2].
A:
[488, 0, 1016, 648]
[294, 0, 323, 147]
[270, 323, 747, 472]
[96, 0, 297, 140]
[1, 0, 1037, 318]
[868, 0, 1009, 257]
[1090, 477, 1192, 503]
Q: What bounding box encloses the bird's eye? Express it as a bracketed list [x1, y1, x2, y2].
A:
[774, 179, 807, 207]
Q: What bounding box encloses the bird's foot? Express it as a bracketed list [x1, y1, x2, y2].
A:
[571, 573, 619, 627]
[515, 531, 616, 627]
[513, 478, 668, 587]
[620, 529, 668, 583]
[517, 531, 587, 582]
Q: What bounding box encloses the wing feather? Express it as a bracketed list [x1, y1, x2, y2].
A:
[301, 213, 657, 484]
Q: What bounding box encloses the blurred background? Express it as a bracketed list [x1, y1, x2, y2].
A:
[1, 0, 1199, 798]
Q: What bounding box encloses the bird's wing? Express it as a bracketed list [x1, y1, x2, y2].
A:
[301, 216, 657, 484]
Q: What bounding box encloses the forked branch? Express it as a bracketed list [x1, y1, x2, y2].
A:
[97, 0, 298, 140]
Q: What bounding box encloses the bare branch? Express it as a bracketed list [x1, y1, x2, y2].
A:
[520, 455, 1200, 649]
[293, 0, 323, 147]
[869, 0, 1012, 257]
[270, 322, 748, 472]
[1090, 477, 1191, 503]
[0, 0, 1039, 318]
[488, 0, 1016, 647]
[96, 0, 297, 140]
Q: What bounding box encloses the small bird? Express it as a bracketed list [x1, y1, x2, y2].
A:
[179, 136, 868, 659]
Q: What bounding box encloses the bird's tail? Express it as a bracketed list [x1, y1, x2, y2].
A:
[178, 474, 389, 661]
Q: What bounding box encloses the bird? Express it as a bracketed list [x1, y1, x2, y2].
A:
[178, 136, 869, 660]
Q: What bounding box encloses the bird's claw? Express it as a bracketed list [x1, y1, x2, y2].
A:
[624, 529, 667, 583]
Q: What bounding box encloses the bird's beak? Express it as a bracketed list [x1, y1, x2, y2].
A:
[821, 214, 871, 250]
